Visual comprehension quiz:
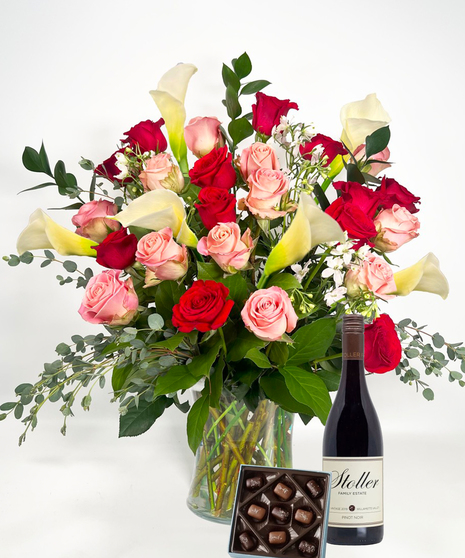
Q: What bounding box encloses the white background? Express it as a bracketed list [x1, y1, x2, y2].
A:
[0, 1, 464, 557]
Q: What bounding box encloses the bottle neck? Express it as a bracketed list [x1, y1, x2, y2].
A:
[339, 332, 367, 399]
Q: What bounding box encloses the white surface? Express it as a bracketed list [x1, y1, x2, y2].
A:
[0, 1, 464, 557]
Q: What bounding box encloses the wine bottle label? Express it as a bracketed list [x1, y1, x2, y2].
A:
[322, 456, 383, 528]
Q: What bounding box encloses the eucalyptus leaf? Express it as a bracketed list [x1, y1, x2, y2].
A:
[148, 313, 164, 331]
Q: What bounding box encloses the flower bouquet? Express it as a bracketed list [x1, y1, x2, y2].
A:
[2, 53, 464, 522]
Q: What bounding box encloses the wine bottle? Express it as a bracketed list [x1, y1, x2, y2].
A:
[322, 313, 384, 545]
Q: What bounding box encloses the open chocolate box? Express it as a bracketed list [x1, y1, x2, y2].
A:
[229, 466, 331, 558]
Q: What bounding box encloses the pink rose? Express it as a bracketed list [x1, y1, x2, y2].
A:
[345, 253, 396, 301]
[184, 117, 224, 158]
[354, 145, 391, 176]
[197, 222, 253, 274]
[78, 270, 138, 326]
[241, 287, 298, 342]
[139, 153, 184, 193]
[135, 228, 188, 285]
[72, 200, 120, 243]
[240, 142, 280, 180]
[374, 204, 420, 252]
[241, 168, 291, 219]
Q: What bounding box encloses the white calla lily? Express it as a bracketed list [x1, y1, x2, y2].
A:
[113, 190, 197, 248]
[150, 63, 198, 173]
[16, 209, 98, 256]
[340, 93, 391, 152]
[261, 193, 345, 281]
[392, 253, 449, 299]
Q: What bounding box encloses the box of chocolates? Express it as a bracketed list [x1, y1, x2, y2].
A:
[228, 466, 331, 558]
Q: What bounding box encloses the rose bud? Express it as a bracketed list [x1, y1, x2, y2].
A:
[172, 280, 234, 333]
[374, 204, 420, 252]
[184, 116, 224, 158]
[353, 145, 391, 176]
[121, 118, 167, 154]
[194, 187, 236, 230]
[95, 228, 138, 270]
[197, 222, 254, 274]
[135, 228, 188, 285]
[241, 287, 298, 342]
[364, 314, 402, 373]
[72, 199, 120, 243]
[252, 92, 299, 137]
[345, 253, 396, 301]
[78, 270, 139, 326]
[189, 146, 237, 190]
[300, 134, 347, 166]
[240, 142, 280, 181]
[139, 153, 184, 193]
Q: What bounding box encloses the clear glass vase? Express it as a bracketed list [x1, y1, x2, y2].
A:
[186, 388, 294, 524]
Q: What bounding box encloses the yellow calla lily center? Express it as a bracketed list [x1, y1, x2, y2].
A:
[150, 63, 198, 174]
[261, 193, 344, 283]
[340, 93, 391, 152]
[392, 252, 449, 299]
[113, 189, 198, 248]
[16, 209, 98, 256]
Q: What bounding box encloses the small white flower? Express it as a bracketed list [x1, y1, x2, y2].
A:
[291, 260, 312, 283]
[114, 152, 129, 179]
[324, 286, 347, 306]
[356, 244, 372, 261]
[322, 256, 345, 286]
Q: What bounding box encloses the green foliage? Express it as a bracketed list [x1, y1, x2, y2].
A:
[154, 281, 184, 324]
[267, 273, 302, 292]
[245, 348, 271, 369]
[227, 329, 266, 362]
[119, 397, 168, 438]
[260, 372, 315, 416]
[365, 126, 390, 159]
[187, 391, 210, 453]
[287, 318, 336, 365]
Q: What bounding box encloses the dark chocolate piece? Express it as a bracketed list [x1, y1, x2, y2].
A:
[268, 530, 287, 545]
[306, 479, 323, 498]
[298, 540, 317, 556]
[246, 476, 264, 491]
[239, 531, 257, 552]
[295, 508, 314, 525]
[247, 504, 266, 521]
[273, 481, 293, 501]
[271, 506, 290, 523]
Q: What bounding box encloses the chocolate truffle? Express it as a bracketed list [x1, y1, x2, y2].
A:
[306, 479, 323, 498]
[246, 476, 264, 491]
[268, 530, 287, 545]
[273, 482, 293, 501]
[298, 540, 317, 556]
[271, 506, 290, 523]
[247, 504, 266, 521]
[295, 508, 314, 525]
[239, 531, 257, 552]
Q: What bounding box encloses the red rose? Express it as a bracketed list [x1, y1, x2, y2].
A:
[95, 227, 138, 270]
[172, 280, 234, 333]
[95, 149, 129, 184]
[188, 146, 237, 190]
[364, 314, 402, 374]
[326, 197, 377, 247]
[194, 187, 237, 230]
[300, 134, 347, 166]
[378, 177, 420, 213]
[252, 92, 299, 136]
[121, 118, 167, 154]
[333, 181, 382, 218]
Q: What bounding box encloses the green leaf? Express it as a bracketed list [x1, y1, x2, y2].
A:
[315, 369, 341, 392]
[240, 80, 271, 95]
[15, 383, 33, 395]
[235, 367, 261, 387]
[187, 340, 221, 378]
[151, 332, 186, 351]
[18, 182, 57, 194]
[450, 371, 463, 380]
[7, 255, 20, 267]
[39, 142, 52, 175]
[346, 163, 365, 184]
[63, 260, 77, 273]
[0, 402, 17, 411]
[187, 392, 210, 453]
[287, 318, 336, 366]
[197, 261, 223, 281]
[14, 404, 24, 419]
[422, 388, 434, 401]
[267, 273, 302, 291]
[228, 117, 254, 146]
[279, 366, 332, 424]
[44, 249, 54, 260]
[227, 329, 266, 362]
[56, 342, 71, 356]
[397, 318, 411, 328]
[154, 280, 184, 324]
[209, 356, 224, 408]
[245, 348, 271, 369]
[365, 126, 390, 159]
[432, 333, 445, 348]
[119, 397, 167, 437]
[219, 273, 249, 307]
[148, 313, 164, 330]
[22, 146, 49, 174]
[54, 160, 77, 195]
[225, 85, 242, 119]
[222, 63, 241, 92]
[154, 366, 199, 396]
[232, 52, 252, 79]
[112, 363, 133, 392]
[261, 372, 316, 416]
[269, 342, 289, 366]
[47, 203, 83, 211]
[19, 252, 34, 264]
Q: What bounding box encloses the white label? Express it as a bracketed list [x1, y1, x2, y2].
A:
[322, 456, 383, 528]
